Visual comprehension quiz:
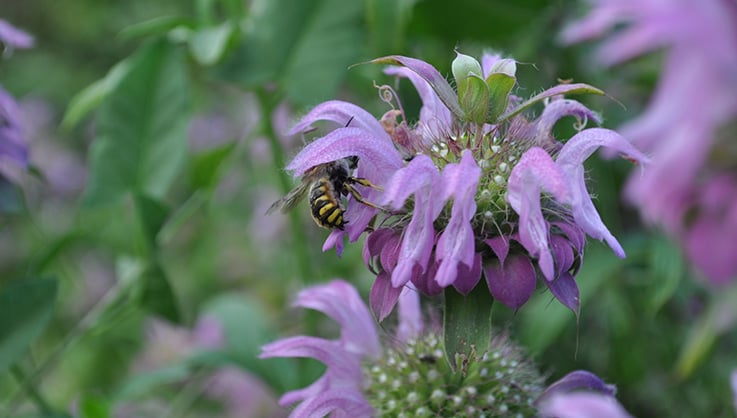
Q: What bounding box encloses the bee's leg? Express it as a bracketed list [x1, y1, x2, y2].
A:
[344, 183, 383, 210]
[348, 177, 383, 191]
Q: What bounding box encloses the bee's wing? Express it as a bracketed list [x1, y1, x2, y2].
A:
[266, 180, 311, 215]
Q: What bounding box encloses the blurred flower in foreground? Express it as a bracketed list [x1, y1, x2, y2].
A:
[286, 52, 646, 316]
[261, 280, 622, 417]
[562, 0, 737, 285]
[732, 369, 737, 416]
[0, 18, 33, 171]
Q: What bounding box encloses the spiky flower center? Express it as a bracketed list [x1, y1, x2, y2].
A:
[363, 333, 544, 417]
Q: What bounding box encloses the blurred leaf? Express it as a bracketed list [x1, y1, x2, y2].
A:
[61, 59, 132, 130]
[219, 0, 364, 105]
[517, 245, 623, 354]
[202, 294, 298, 392]
[83, 40, 191, 207]
[647, 235, 684, 315]
[133, 193, 170, 252]
[115, 363, 191, 400]
[365, 0, 416, 55]
[0, 278, 58, 374]
[118, 16, 194, 40]
[78, 393, 111, 418]
[157, 192, 208, 246]
[0, 175, 24, 214]
[190, 142, 237, 190]
[676, 282, 737, 378]
[189, 22, 236, 66]
[140, 263, 180, 323]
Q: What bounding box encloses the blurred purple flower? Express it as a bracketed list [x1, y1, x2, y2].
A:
[732, 369, 737, 415]
[262, 281, 625, 416]
[538, 392, 633, 418]
[0, 18, 34, 52]
[260, 280, 387, 417]
[563, 0, 737, 285]
[287, 52, 645, 317]
[0, 86, 28, 168]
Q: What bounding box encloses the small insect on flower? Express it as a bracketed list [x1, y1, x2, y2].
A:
[266, 156, 383, 230]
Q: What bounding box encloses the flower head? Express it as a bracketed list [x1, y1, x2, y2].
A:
[563, 0, 737, 285]
[262, 280, 624, 417]
[286, 51, 646, 316]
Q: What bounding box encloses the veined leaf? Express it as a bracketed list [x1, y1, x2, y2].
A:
[83, 40, 191, 207]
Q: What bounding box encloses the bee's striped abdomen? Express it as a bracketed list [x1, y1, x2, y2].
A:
[309, 179, 346, 230]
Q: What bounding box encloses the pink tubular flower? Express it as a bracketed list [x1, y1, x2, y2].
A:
[284, 51, 646, 318]
[562, 0, 737, 285]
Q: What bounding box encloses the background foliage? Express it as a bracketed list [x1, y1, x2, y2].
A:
[1, 0, 735, 417]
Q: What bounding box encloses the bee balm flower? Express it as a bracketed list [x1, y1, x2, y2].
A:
[286, 52, 647, 317]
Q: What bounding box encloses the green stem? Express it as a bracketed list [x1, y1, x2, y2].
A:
[255, 88, 313, 283]
[443, 285, 493, 372]
[10, 364, 54, 415]
[7, 279, 130, 414]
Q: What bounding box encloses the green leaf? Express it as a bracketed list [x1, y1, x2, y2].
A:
[133, 193, 170, 252]
[139, 263, 180, 323]
[365, 0, 416, 55]
[498, 83, 604, 123]
[61, 59, 132, 130]
[486, 59, 517, 122]
[647, 235, 684, 315]
[0, 175, 24, 214]
[115, 364, 191, 400]
[218, 0, 363, 105]
[0, 278, 58, 374]
[78, 393, 111, 418]
[190, 142, 237, 190]
[118, 16, 194, 40]
[83, 40, 191, 207]
[202, 295, 298, 392]
[459, 74, 489, 124]
[189, 22, 235, 66]
[675, 282, 737, 378]
[443, 285, 492, 371]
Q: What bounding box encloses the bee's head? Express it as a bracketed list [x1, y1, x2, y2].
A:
[346, 155, 359, 169]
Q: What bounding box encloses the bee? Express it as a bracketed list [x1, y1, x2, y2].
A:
[266, 156, 382, 230]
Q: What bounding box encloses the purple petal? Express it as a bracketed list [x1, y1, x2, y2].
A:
[484, 254, 537, 310]
[384, 66, 452, 136]
[486, 236, 511, 262]
[323, 230, 345, 256]
[556, 128, 649, 257]
[371, 55, 464, 119]
[541, 370, 618, 398]
[260, 336, 360, 376]
[383, 156, 444, 287]
[551, 235, 575, 277]
[537, 392, 634, 418]
[363, 228, 394, 272]
[452, 253, 483, 295]
[480, 51, 502, 78]
[552, 221, 586, 253]
[0, 19, 34, 50]
[290, 389, 373, 418]
[288, 100, 387, 139]
[379, 231, 402, 273]
[507, 147, 568, 279]
[369, 272, 403, 322]
[544, 271, 580, 315]
[534, 99, 602, 144]
[412, 259, 444, 296]
[0, 86, 28, 167]
[295, 280, 380, 357]
[731, 369, 737, 415]
[396, 284, 423, 342]
[435, 150, 482, 286]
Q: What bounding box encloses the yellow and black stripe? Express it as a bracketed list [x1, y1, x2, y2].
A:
[309, 178, 346, 230]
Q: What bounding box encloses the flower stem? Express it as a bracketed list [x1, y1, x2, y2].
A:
[9, 364, 54, 415]
[443, 284, 493, 371]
